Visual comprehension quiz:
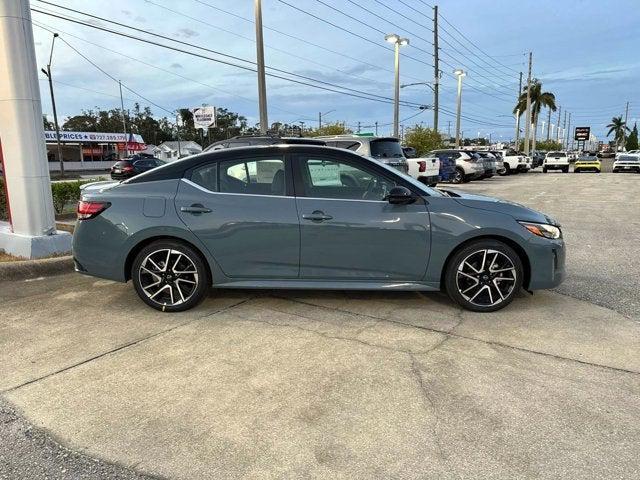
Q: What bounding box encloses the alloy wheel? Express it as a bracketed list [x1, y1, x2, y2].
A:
[138, 249, 199, 307]
[455, 249, 517, 308]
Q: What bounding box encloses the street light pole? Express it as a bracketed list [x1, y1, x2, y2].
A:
[523, 52, 532, 155]
[385, 33, 409, 138]
[43, 33, 64, 177]
[254, 0, 268, 133]
[454, 69, 465, 148]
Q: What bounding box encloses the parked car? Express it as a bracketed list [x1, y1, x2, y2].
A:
[402, 147, 440, 187]
[110, 157, 165, 180]
[543, 151, 570, 173]
[613, 151, 640, 173]
[73, 144, 565, 313]
[574, 153, 601, 173]
[473, 151, 500, 178]
[203, 134, 325, 152]
[318, 135, 409, 174]
[497, 149, 531, 175]
[531, 151, 545, 168]
[430, 149, 484, 183]
[427, 150, 458, 182]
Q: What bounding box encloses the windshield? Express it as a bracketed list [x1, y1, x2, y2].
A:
[370, 139, 404, 159]
[369, 156, 445, 197]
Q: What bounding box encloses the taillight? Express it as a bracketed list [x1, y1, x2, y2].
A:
[77, 201, 110, 220]
[417, 161, 426, 172]
[123, 166, 134, 171]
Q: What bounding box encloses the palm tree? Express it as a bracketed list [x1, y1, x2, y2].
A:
[513, 79, 556, 152]
[606, 116, 630, 151]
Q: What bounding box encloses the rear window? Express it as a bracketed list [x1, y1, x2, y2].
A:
[548, 151, 566, 157]
[370, 139, 404, 159]
[114, 160, 131, 168]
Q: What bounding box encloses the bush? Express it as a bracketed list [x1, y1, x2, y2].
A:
[404, 125, 444, 156]
[0, 178, 7, 221]
[0, 178, 93, 220]
[51, 180, 86, 214]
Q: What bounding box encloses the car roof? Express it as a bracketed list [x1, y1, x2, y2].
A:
[126, 144, 363, 184]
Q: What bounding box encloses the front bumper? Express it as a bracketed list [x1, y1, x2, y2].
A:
[516, 163, 531, 171]
[527, 237, 566, 290]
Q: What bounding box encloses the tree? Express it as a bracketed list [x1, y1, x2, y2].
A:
[306, 122, 353, 137]
[522, 139, 562, 151]
[43, 115, 55, 130]
[625, 123, 638, 151]
[514, 79, 556, 152]
[404, 125, 444, 155]
[606, 116, 630, 151]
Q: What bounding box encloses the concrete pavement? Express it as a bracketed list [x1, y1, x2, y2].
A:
[1, 171, 639, 479]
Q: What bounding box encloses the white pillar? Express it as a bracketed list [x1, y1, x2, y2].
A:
[0, 0, 70, 257]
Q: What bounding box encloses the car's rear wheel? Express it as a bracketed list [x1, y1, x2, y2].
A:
[499, 163, 510, 176]
[132, 240, 209, 312]
[445, 240, 523, 312]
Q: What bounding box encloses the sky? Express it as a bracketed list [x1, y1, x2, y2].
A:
[30, 0, 640, 143]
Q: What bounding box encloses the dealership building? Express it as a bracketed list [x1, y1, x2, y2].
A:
[44, 130, 146, 171]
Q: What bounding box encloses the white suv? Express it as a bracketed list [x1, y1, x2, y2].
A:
[431, 149, 484, 183]
[543, 151, 570, 173]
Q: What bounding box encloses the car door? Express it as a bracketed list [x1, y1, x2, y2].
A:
[175, 154, 300, 278]
[292, 151, 431, 280]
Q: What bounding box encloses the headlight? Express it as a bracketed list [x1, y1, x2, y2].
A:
[519, 221, 562, 239]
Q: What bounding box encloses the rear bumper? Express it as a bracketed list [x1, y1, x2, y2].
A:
[613, 164, 640, 172]
[418, 174, 440, 185]
[543, 164, 568, 170]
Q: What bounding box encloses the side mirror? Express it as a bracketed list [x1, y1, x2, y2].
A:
[385, 186, 416, 205]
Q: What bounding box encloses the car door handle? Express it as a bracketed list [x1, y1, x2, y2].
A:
[302, 211, 333, 222]
[181, 204, 212, 214]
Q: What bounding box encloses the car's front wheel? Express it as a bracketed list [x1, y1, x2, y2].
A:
[444, 240, 523, 312]
[451, 167, 465, 184]
[132, 240, 210, 312]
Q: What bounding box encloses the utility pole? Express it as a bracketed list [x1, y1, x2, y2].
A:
[523, 53, 532, 155]
[375, 121, 378, 136]
[357, 121, 361, 133]
[318, 111, 321, 129]
[515, 71, 522, 148]
[546, 107, 551, 140]
[43, 33, 64, 177]
[393, 40, 400, 137]
[454, 69, 465, 148]
[556, 105, 562, 143]
[563, 110, 567, 149]
[624, 101, 629, 148]
[432, 5, 439, 133]
[447, 120, 451, 138]
[254, 0, 268, 133]
[119, 81, 128, 159]
[566, 112, 571, 150]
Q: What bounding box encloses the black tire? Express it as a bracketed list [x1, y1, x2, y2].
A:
[452, 167, 465, 184]
[542, 167, 547, 173]
[499, 163, 509, 176]
[444, 239, 523, 312]
[132, 239, 210, 312]
[563, 167, 569, 173]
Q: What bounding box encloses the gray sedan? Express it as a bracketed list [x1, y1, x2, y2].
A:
[73, 145, 566, 313]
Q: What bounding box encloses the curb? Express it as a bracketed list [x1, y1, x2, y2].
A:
[0, 255, 74, 282]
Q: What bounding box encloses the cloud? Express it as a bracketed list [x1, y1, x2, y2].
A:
[134, 16, 147, 23]
[121, 10, 132, 17]
[170, 63, 183, 69]
[175, 28, 199, 39]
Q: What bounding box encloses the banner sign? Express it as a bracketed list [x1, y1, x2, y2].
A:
[574, 127, 590, 141]
[190, 106, 216, 130]
[44, 130, 145, 144]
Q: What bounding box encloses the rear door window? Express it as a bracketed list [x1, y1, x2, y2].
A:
[219, 157, 285, 196]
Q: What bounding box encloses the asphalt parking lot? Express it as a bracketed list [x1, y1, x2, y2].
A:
[1, 170, 639, 479]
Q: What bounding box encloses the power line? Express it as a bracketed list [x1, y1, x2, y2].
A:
[190, 0, 424, 83]
[344, 0, 433, 46]
[372, 0, 433, 33]
[31, 5, 427, 109]
[274, 0, 434, 68]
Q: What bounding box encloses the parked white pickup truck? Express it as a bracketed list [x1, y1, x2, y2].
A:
[402, 147, 440, 186]
[543, 151, 570, 173]
[497, 149, 531, 175]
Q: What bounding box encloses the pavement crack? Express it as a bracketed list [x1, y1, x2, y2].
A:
[1, 297, 253, 394]
[228, 308, 442, 356]
[275, 296, 640, 376]
[408, 353, 452, 471]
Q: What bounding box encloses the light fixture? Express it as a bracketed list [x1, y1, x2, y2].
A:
[385, 33, 400, 43]
[454, 69, 465, 77]
[399, 38, 409, 46]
